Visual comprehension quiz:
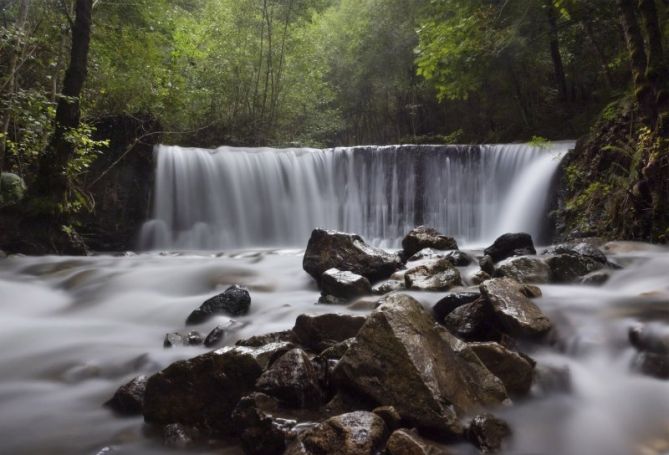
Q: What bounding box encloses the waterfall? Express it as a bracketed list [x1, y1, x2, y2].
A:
[139, 142, 573, 250]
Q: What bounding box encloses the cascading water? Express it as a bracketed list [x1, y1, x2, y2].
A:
[139, 142, 573, 250]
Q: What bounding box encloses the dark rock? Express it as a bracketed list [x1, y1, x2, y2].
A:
[544, 254, 604, 283]
[0, 250, 6, 259]
[373, 406, 402, 431]
[470, 270, 492, 285]
[317, 294, 347, 305]
[371, 279, 405, 295]
[303, 229, 402, 282]
[402, 226, 459, 259]
[632, 352, 669, 379]
[163, 331, 204, 348]
[285, 411, 388, 455]
[162, 423, 200, 449]
[319, 338, 354, 360]
[494, 256, 551, 284]
[404, 259, 462, 291]
[232, 393, 298, 455]
[542, 242, 607, 265]
[479, 255, 495, 275]
[334, 294, 508, 436]
[321, 268, 372, 299]
[204, 325, 225, 348]
[386, 429, 452, 455]
[469, 342, 535, 396]
[293, 313, 366, 352]
[186, 285, 251, 325]
[256, 348, 326, 408]
[105, 375, 147, 415]
[628, 324, 669, 354]
[484, 233, 536, 263]
[432, 291, 481, 321]
[466, 414, 511, 453]
[442, 299, 500, 342]
[408, 248, 472, 266]
[579, 270, 611, 286]
[143, 344, 292, 434]
[480, 278, 552, 338]
[236, 330, 298, 347]
[520, 284, 543, 298]
[185, 331, 203, 345]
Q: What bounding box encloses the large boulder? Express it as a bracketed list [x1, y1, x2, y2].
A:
[186, 285, 251, 325]
[442, 299, 500, 342]
[404, 259, 462, 291]
[303, 229, 402, 282]
[469, 342, 535, 396]
[143, 344, 292, 434]
[402, 226, 459, 259]
[484, 233, 536, 263]
[480, 278, 552, 338]
[321, 268, 371, 299]
[334, 294, 508, 435]
[256, 348, 326, 408]
[494, 256, 551, 284]
[105, 375, 147, 415]
[432, 290, 481, 322]
[544, 253, 605, 283]
[293, 313, 366, 352]
[285, 411, 388, 455]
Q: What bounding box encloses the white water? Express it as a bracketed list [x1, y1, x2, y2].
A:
[1, 245, 669, 454]
[140, 143, 572, 250]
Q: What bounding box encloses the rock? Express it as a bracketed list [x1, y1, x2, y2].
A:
[204, 325, 226, 348]
[520, 284, 542, 298]
[232, 393, 298, 455]
[373, 406, 402, 431]
[319, 338, 354, 360]
[372, 279, 405, 295]
[469, 342, 535, 396]
[0, 172, 27, 208]
[533, 364, 572, 395]
[494, 256, 551, 284]
[544, 254, 604, 283]
[163, 331, 203, 348]
[479, 255, 495, 275]
[0, 250, 6, 259]
[470, 270, 491, 285]
[432, 291, 481, 321]
[105, 375, 147, 415]
[632, 352, 669, 379]
[256, 348, 326, 408]
[293, 313, 366, 352]
[404, 259, 462, 291]
[542, 242, 608, 265]
[303, 229, 402, 282]
[236, 330, 298, 347]
[143, 344, 292, 434]
[466, 414, 511, 453]
[317, 294, 347, 305]
[484, 233, 536, 263]
[402, 226, 459, 259]
[408, 248, 471, 266]
[334, 294, 508, 435]
[480, 278, 552, 338]
[285, 411, 387, 455]
[629, 324, 669, 355]
[579, 270, 610, 286]
[321, 268, 372, 299]
[386, 429, 452, 455]
[442, 299, 500, 342]
[186, 285, 251, 325]
[162, 424, 200, 449]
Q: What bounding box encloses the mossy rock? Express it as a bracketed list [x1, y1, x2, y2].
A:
[0, 173, 26, 208]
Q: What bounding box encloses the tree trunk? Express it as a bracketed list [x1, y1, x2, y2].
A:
[638, 0, 669, 133]
[545, 0, 568, 102]
[36, 0, 93, 203]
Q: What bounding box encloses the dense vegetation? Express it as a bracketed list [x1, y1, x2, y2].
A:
[0, 0, 668, 247]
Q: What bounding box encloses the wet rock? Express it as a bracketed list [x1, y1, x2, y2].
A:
[632, 353, 669, 379]
[520, 284, 542, 298]
[143, 344, 292, 434]
[494, 256, 551, 284]
[533, 364, 572, 395]
[256, 348, 326, 408]
[466, 414, 511, 453]
[408, 248, 471, 267]
[293, 313, 366, 352]
[629, 324, 669, 354]
[186, 285, 251, 325]
[402, 226, 459, 259]
[479, 255, 495, 275]
[319, 338, 354, 360]
[484, 233, 536, 263]
[204, 325, 226, 348]
[317, 294, 347, 305]
[542, 242, 607, 265]
[232, 393, 298, 455]
[432, 291, 481, 321]
[480, 278, 552, 338]
[371, 279, 405, 295]
[303, 229, 402, 283]
[321, 268, 372, 299]
[162, 423, 200, 449]
[469, 342, 535, 396]
[285, 411, 388, 455]
[163, 331, 204, 348]
[105, 375, 147, 415]
[579, 270, 611, 286]
[405, 259, 462, 291]
[544, 254, 604, 283]
[373, 406, 402, 431]
[470, 270, 492, 285]
[442, 299, 500, 342]
[386, 429, 452, 455]
[334, 294, 508, 435]
[236, 330, 298, 347]
[0, 250, 6, 259]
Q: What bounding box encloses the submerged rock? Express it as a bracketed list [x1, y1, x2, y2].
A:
[469, 342, 535, 396]
[293, 313, 366, 352]
[334, 294, 508, 435]
[484, 233, 536, 263]
[303, 229, 402, 282]
[404, 259, 462, 291]
[629, 324, 669, 380]
[186, 285, 251, 325]
[494, 256, 551, 284]
[204, 325, 226, 348]
[466, 414, 512, 453]
[401, 226, 459, 259]
[579, 270, 611, 286]
[480, 278, 552, 338]
[163, 331, 204, 348]
[285, 411, 388, 455]
[321, 268, 372, 299]
[105, 375, 147, 416]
